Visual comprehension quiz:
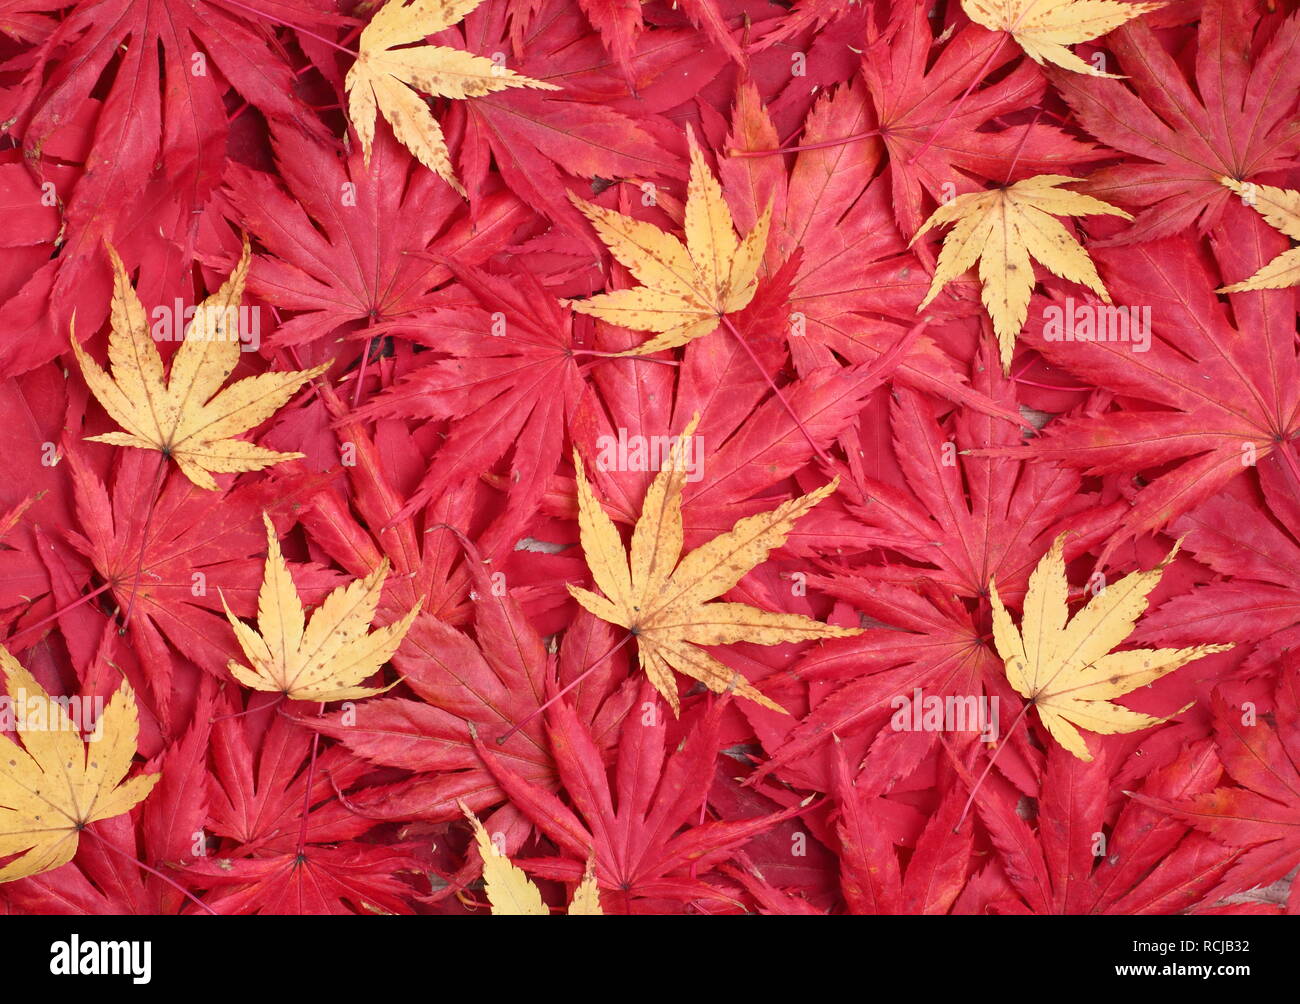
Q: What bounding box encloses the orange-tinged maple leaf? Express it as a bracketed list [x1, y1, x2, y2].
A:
[0, 646, 158, 883]
[1216, 177, 1300, 292]
[346, 0, 559, 196]
[568, 415, 860, 715]
[990, 535, 1232, 761]
[70, 240, 330, 491]
[564, 127, 772, 356]
[220, 514, 421, 702]
[911, 175, 1130, 371]
[962, 0, 1164, 77]
[460, 803, 600, 915]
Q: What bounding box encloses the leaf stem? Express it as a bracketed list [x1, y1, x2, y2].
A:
[907, 32, 1008, 166]
[120, 453, 168, 632]
[718, 313, 832, 465]
[295, 703, 326, 858]
[730, 129, 883, 158]
[496, 631, 635, 744]
[8, 581, 113, 648]
[85, 826, 219, 916]
[571, 348, 679, 366]
[953, 696, 1034, 832]
[217, 0, 357, 56]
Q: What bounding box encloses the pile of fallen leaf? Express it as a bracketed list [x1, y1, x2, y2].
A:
[0, 0, 1297, 915]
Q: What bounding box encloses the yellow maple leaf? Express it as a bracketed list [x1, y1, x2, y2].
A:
[0, 645, 158, 883]
[564, 127, 772, 356]
[568, 416, 859, 715]
[989, 535, 1232, 762]
[911, 175, 1130, 372]
[71, 240, 330, 491]
[219, 514, 421, 702]
[962, 0, 1164, 77]
[346, 0, 559, 195]
[461, 803, 601, 915]
[1217, 177, 1300, 293]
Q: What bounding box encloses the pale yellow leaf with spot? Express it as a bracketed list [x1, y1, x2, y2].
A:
[564, 127, 772, 356]
[220, 514, 420, 701]
[989, 534, 1232, 761]
[567, 414, 860, 715]
[911, 175, 1130, 372]
[71, 240, 330, 490]
[460, 803, 602, 915]
[1217, 177, 1300, 293]
[962, 0, 1164, 77]
[568, 857, 602, 915]
[345, 0, 559, 195]
[0, 646, 158, 883]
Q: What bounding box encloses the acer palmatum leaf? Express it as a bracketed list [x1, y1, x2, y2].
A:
[1216, 178, 1300, 292]
[460, 803, 601, 915]
[346, 0, 559, 195]
[0, 646, 158, 882]
[911, 175, 1129, 371]
[567, 414, 860, 715]
[71, 240, 330, 491]
[220, 514, 420, 702]
[565, 127, 771, 356]
[962, 0, 1164, 77]
[990, 534, 1232, 760]
[1049, 1, 1300, 245]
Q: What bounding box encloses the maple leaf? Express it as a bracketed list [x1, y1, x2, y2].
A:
[1215, 178, 1300, 293]
[565, 127, 772, 356]
[478, 687, 798, 912]
[70, 241, 330, 491]
[1012, 221, 1300, 552]
[757, 581, 1004, 787]
[461, 803, 601, 915]
[184, 842, 423, 916]
[224, 120, 532, 348]
[356, 262, 584, 523]
[958, 738, 1245, 914]
[346, 0, 559, 195]
[454, 9, 681, 245]
[827, 352, 1114, 601]
[0, 646, 158, 882]
[961, 0, 1163, 77]
[912, 174, 1130, 370]
[1, 678, 216, 914]
[174, 698, 425, 914]
[1051, 1, 1300, 244]
[1131, 685, 1300, 914]
[858, 5, 1104, 242]
[220, 514, 421, 702]
[990, 534, 1231, 761]
[568, 416, 860, 715]
[1138, 457, 1300, 674]
[183, 703, 423, 914]
[7, 0, 342, 307]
